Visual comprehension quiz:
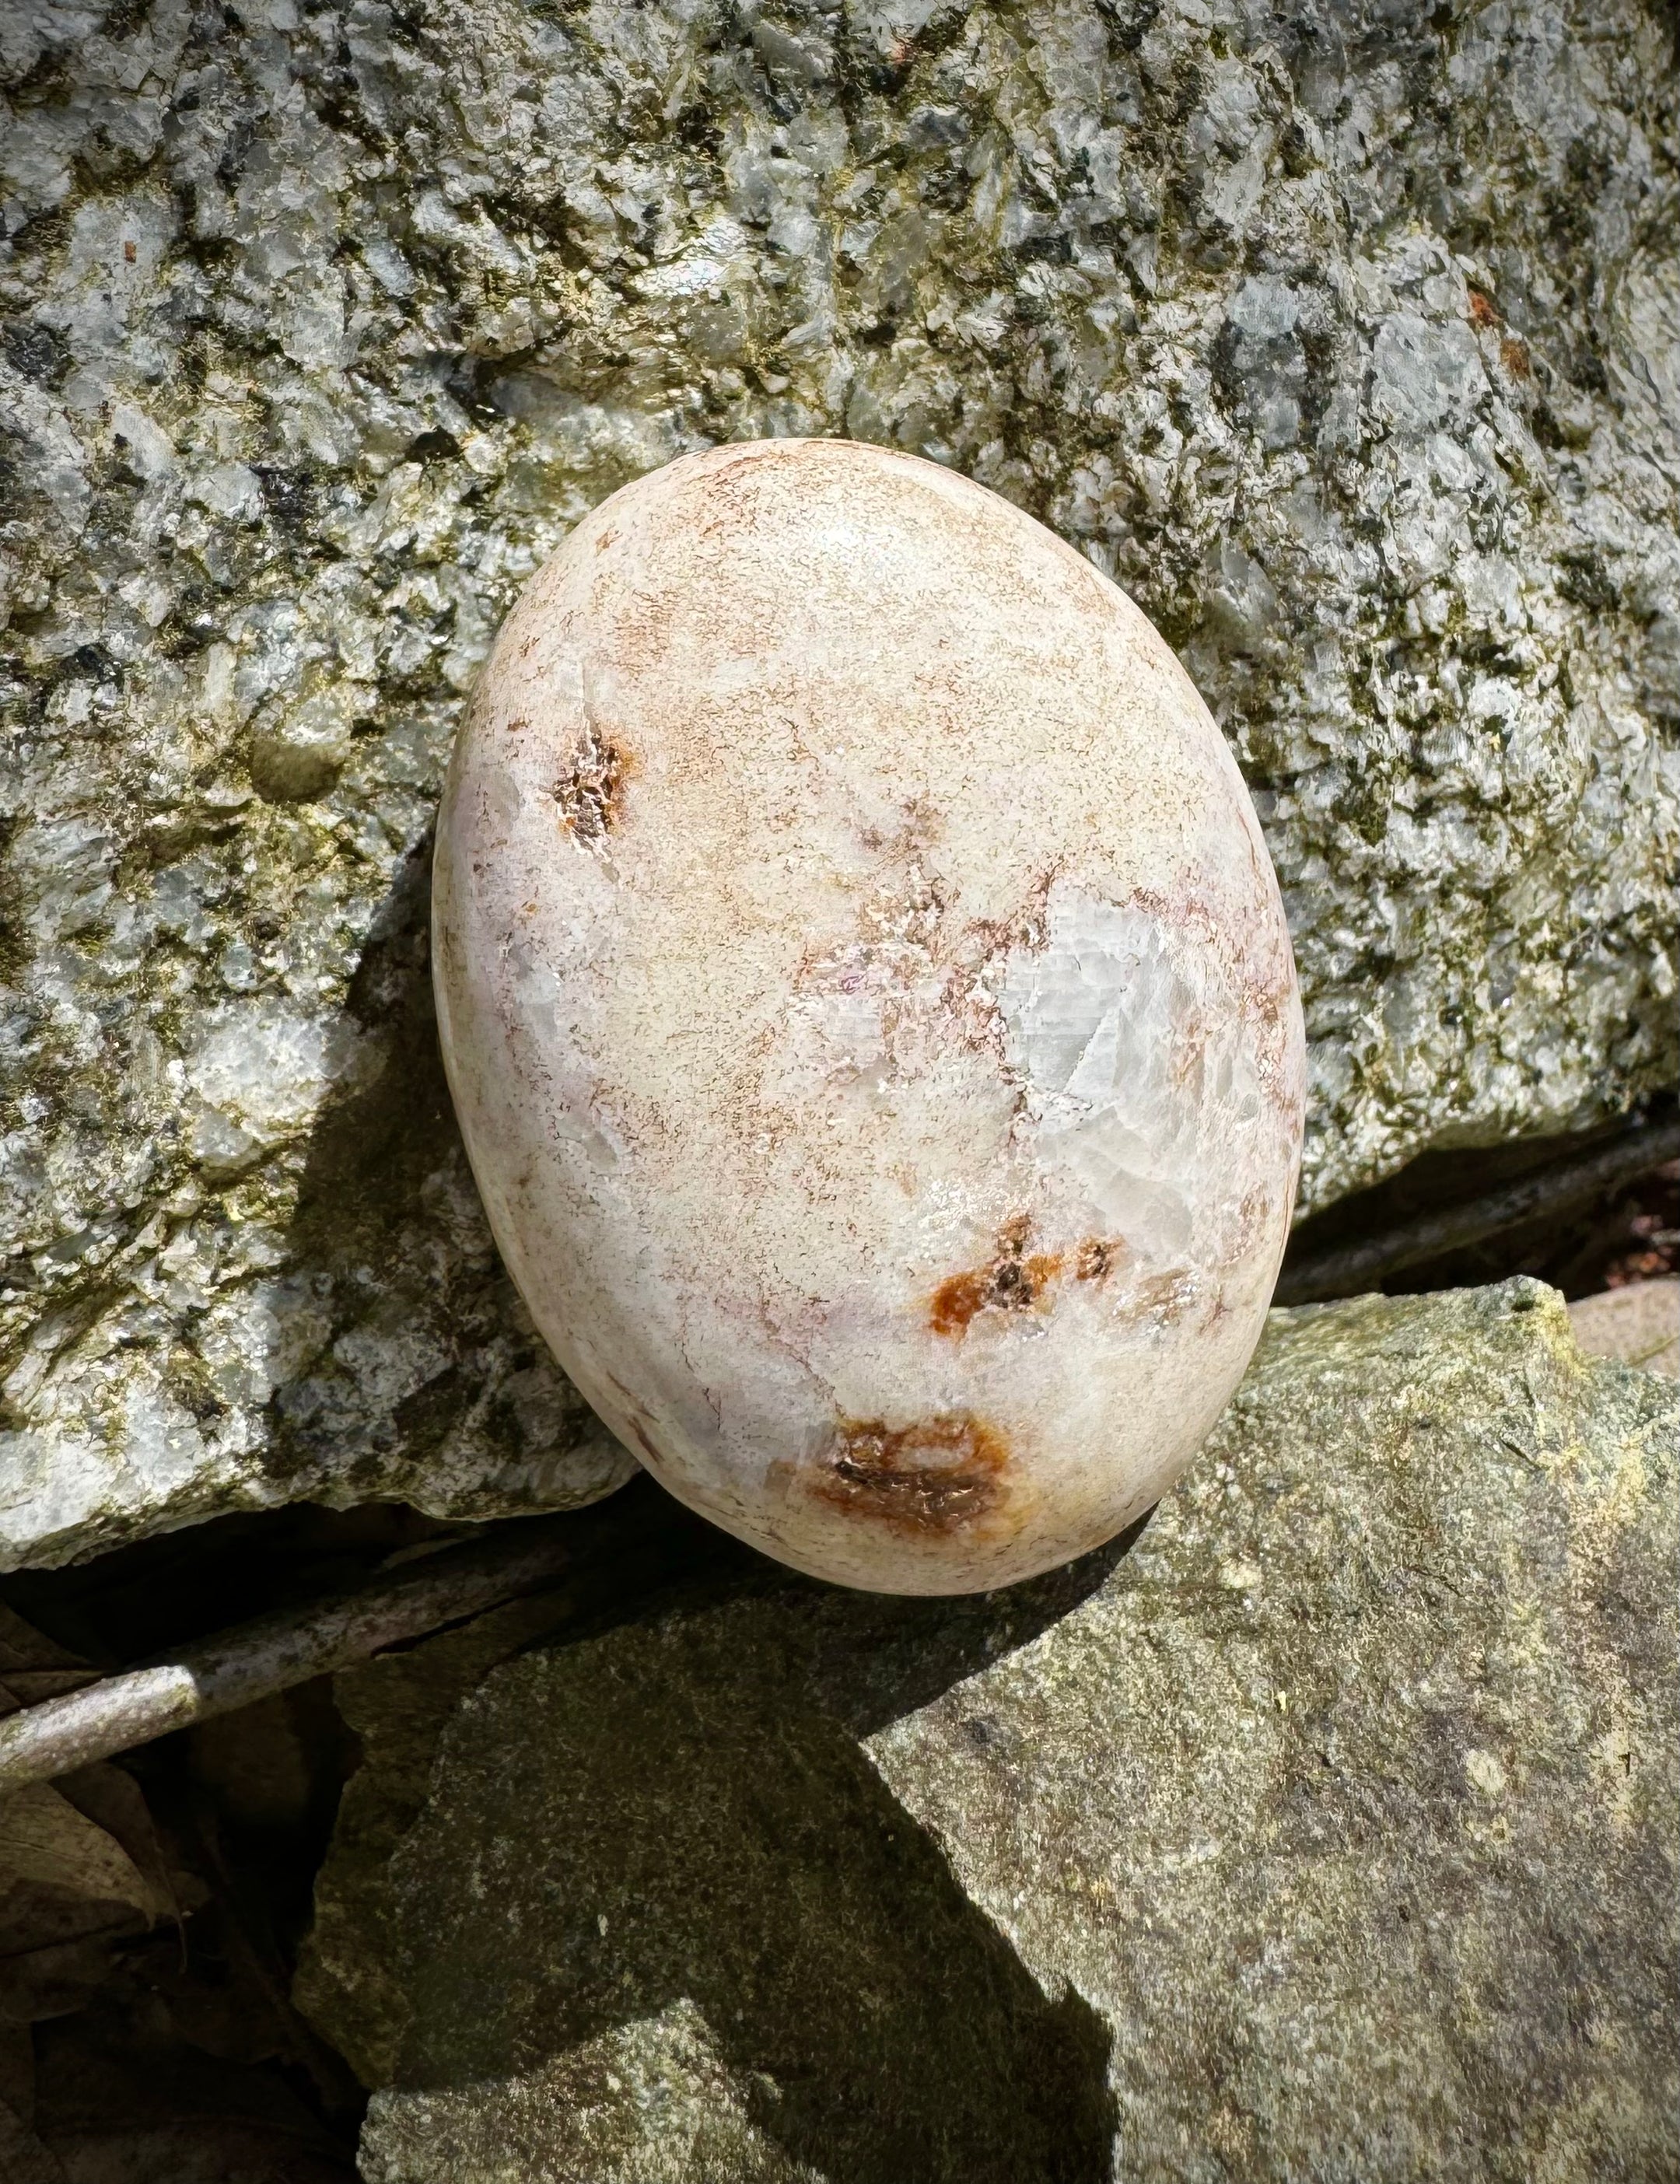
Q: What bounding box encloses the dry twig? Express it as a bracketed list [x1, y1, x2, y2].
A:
[0, 1518, 590, 1796]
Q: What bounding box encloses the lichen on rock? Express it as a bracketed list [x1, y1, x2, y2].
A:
[299, 1280, 1678, 2182]
[3, 0, 1677, 1561]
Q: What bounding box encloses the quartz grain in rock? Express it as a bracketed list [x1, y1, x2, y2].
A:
[3, 0, 1676, 1563]
[299, 1281, 1679, 2181]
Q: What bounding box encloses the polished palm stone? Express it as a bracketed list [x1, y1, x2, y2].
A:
[433, 439, 1305, 1594]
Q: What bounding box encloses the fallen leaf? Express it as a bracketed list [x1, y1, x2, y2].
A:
[53, 1770, 191, 1933]
[0, 1610, 88, 1684]
[0, 1789, 163, 1925]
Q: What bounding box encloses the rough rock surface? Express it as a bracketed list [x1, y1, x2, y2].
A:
[3, 0, 1677, 1561]
[298, 1279, 1679, 2182]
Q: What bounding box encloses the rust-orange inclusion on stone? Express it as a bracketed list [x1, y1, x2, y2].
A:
[929, 1218, 1122, 1338]
[813, 1414, 1011, 1537]
[929, 1216, 1062, 1338]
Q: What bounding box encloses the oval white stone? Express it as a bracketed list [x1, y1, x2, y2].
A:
[434, 440, 1305, 1594]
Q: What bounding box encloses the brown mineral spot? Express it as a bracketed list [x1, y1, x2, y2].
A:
[1132, 1268, 1196, 1321]
[1198, 1290, 1234, 1333]
[929, 1216, 1064, 1338]
[813, 1413, 1011, 1537]
[1076, 1237, 1118, 1282]
[553, 725, 633, 845]
[1500, 334, 1530, 379]
[1468, 289, 1500, 328]
[1228, 1186, 1272, 1262]
[928, 1269, 992, 1339]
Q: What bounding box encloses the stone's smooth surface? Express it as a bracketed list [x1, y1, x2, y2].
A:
[299, 1281, 1679, 2182]
[1569, 1277, 1679, 1378]
[436, 438, 1305, 1593]
[4, 0, 1677, 1566]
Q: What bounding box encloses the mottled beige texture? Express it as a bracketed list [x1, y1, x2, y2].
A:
[434, 439, 1304, 1592]
[1569, 1279, 1680, 1379]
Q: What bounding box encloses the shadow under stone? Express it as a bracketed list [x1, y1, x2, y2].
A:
[376, 1543, 1136, 2183]
[264, 826, 624, 1514]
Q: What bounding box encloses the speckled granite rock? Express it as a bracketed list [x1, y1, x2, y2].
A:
[3, 0, 1677, 1563]
[298, 1281, 1678, 2182]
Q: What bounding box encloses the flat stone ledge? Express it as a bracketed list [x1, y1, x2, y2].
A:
[299, 1281, 1679, 2183]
